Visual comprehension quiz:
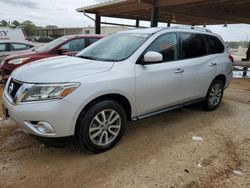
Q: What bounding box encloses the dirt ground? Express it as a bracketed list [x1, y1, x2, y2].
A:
[0, 79, 250, 188]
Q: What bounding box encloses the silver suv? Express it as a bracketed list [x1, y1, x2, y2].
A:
[3, 27, 233, 153]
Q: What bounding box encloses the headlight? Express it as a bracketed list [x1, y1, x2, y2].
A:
[8, 58, 30, 65]
[22, 83, 80, 102]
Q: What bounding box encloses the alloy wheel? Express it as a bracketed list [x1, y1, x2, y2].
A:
[89, 109, 121, 146]
[209, 83, 222, 106]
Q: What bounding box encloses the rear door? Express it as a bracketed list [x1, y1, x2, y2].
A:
[179, 33, 218, 102]
[2, 43, 33, 57]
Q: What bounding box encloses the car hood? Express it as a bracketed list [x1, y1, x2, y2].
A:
[12, 56, 114, 83]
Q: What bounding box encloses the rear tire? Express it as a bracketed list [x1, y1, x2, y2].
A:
[77, 100, 126, 153]
[203, 79, 224, 111]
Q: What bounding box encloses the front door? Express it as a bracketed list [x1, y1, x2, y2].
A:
[135, 33, 184, 116]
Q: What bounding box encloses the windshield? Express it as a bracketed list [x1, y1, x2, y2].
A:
[76, 33, 149, 61]
[35, 36, 69, 52]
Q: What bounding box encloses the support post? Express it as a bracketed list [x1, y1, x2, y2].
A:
[167, 21, 171, 27]
[243, 67, 248, 77]
[95, 14, 101, 34]
[136, 19, 140, 27]
[150, 0, 159, 27]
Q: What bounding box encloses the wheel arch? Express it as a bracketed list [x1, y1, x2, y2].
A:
[74, 93, 132, 136]
[213, 74, 226, 87]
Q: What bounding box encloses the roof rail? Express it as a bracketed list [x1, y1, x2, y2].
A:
[170, 26, 212, 33]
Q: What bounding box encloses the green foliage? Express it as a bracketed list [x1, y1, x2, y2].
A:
[225, 41, 249, 49]
[0, 20, 8, 26]
[12, 20, 20, 26]
[0, 20, 58, 36]
[20, 20, 37, 36]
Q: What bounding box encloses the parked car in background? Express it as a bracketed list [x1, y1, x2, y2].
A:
[27, 36, 54, 43]
[0, 34, 103, 82]
[0, 41, 36, 61]
[2, 27, 233, 153]
[27, 36, 40, 42]
[36, 36, 54, 43]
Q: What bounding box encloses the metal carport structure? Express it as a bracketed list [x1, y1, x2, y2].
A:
[76, 0, 250, 34]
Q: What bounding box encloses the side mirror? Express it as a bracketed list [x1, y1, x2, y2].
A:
[57, 48, 68, 55]
[143, 51, 163, 64]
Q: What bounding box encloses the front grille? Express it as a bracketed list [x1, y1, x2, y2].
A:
[7, 79, 23, 99]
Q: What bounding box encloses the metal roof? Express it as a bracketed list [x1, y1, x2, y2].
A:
[117, 27, 164, 34]
[77, 0, 250, 25]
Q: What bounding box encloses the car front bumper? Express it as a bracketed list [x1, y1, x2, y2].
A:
[3, 91, 78, 138]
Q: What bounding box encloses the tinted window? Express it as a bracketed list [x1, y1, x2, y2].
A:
[88, 38, 99, 45]
[35, 36, 69, 52]
[0, 43, 7, 52]
[180, 33, 207, 59]
[61, 38, 85, 52]
[145, 33, 178, 62]
[205, 35, 224, 54]
[10, 43, 31, 51]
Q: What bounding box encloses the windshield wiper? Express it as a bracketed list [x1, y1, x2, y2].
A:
[77, 55, 97, 60]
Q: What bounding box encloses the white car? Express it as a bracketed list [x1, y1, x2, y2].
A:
[3, 27, 233, 153]
[0, 27, 28, 41]
[0, 41, 36, 61]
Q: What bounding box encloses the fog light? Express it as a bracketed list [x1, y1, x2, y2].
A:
[25, 121, 56, 135]
[36, 122, 55, 134]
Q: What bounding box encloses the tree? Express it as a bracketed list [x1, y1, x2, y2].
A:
[21, 20, 37, 36]
[12, 20, 20, 27]
[0, 20, 8, 27]
[226, 41, 249, 49]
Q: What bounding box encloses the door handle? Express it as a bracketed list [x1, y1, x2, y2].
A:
[174, 68, 184, 74]
[209, 62, 217, 67]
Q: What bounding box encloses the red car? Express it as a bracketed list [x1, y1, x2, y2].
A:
[0, 34, 103, 82]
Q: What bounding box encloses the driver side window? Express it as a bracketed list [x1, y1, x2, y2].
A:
[61, 38, 86, 52]
[145, 33, 178, 62]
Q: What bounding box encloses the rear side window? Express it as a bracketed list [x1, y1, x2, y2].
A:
[0, 43, 7, 52]
[10, 43, 32, 51]
[89, 38, 99, 45]
[205, 35, 225, 54]
[180, 33, 207, 59]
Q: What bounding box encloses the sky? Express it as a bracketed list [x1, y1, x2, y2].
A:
[0, 0, 250, 41]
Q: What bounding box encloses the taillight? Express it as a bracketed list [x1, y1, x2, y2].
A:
[229, 55, 234, 63]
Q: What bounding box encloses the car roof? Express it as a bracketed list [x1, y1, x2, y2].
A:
[65, 34, 104, 39]
[118, 27, 220, 38]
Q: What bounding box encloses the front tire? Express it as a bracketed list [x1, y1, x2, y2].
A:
[203, 79, 224, 111]
[77, 100, 126, 153]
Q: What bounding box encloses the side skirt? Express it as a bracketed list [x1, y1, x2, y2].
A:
[132, 97, 205, 121]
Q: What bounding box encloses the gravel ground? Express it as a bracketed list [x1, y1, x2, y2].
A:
[0, 79, 250, 188]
